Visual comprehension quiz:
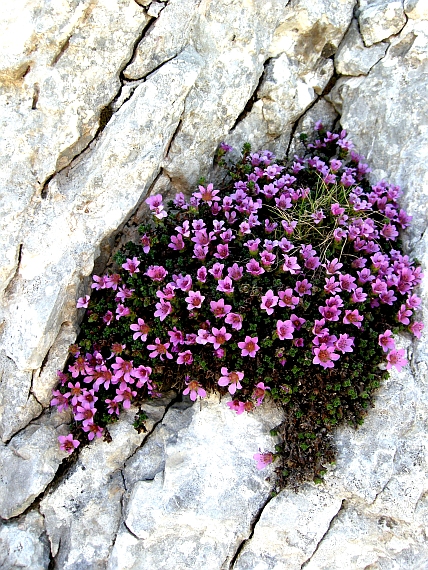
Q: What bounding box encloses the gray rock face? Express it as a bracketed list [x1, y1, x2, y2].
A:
[0, 1, 428, 569]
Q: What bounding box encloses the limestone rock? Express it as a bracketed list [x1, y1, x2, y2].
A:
[0, 0, 149, 297]
[0, 510, 50, 570]
[147, 1, 165, 18]
[226, 0, 355, 156]
[0, 50, 201, 440]
[404, 0, 428, 20]
[40, 394, 174, 570]
[358, 0, 407, 47]
[0, 411, 68, 519]
[124, 0, 200, 80]
[335, 19, 388, 75]
[107, 396, 284, 569]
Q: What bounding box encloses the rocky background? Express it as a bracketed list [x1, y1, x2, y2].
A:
[1, 0, 428, 568]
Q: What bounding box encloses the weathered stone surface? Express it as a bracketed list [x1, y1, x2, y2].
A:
[226, 0, 355, 155]
[405, 0, 428, 20]
[335, 19, 388, 75]
[107, 396, 284, 570]
[0, 0, 149, 297]
[0, 410, 70, 519]
[0, 49, 201, 440]
[0, 510, 50, 570]
[124, 0, 200, 80]
[358, 0, 407, 47]
[40, 394, 174, 570]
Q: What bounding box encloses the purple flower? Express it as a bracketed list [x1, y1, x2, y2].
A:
[379, 330, 395, 352]
[183, 377, 207, 401]
[409, 321, 424, 339]
[209, 262, 224, 280]
[58, 434, 80, 454]
[145, 265, 168, 282]
[397, 304, 412, 325]
[276, 320, 294, 340]
[177, 350, 194, 365]
[140, 233, 151, 253]
[282, 255, 300, 274]
[122, 257, 140, 275]
[154, 299, 173, 321]
[335, 334, 354, 354]
[197, 266, 208, 283]
[324, 258, 343, 275]
[209, 327, 232, 349]
[261, 290, 278, 315]
[295, 279, 312, 297]
[147, 338, 173, 361]
[91, 275, 108, 290]
[253, 382, 270, 406]
[238, 336, 260, 357]
[228, 263, 244, 281]
[253, 452, 274, 470]
[218, 368, 244, 395]
[169, 234, 185, 251]
[116, 304, 130, 320]
[225, 312, 243, 331]
[194, 183, 220, 205]
[386, 349, 408, 372]
[76, 295, 90, 309]
[343, 309, 364, 328]
[380, 223, 399, 241]
[227, 400, 246, 414]
[210, 298, 232, 318]
[313, 344, 340, 368]
[185, 291, 205, 310]
[278, 289, 299, 309]
[217, 277, 234, 294]
[246, 259, 265, 276]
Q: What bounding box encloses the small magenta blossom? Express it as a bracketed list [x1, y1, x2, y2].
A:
[225, 312, 243, 330]
[278, 289, 299, 309]
[386, 349, 408, 372]
[58, 434, 80, 454]
[145, 265, 168, 282]
[116, 304, 130, 320]
[282, 255, 300, 274]
[177, 350, 194, 365]
[194, 183, 220, 205]
[51, 390, 70, 412]
[295, 279, 312, 296]
[228, 263, 244, 281]
[183, 377, 207, 401]
[154, 299, 173, 321]
[147, 338, 173, 361]
[378, 330, 395, 352]
[218, 368, 244, 395]
[209, 327, 232, 349]
[261, 290, 278, 315]
[82, 423, 104, 441]
[253, 382, 270, 406]
[227, 399, 246, 415]
[246, 258, 265, 276]
[397, 304, 412, 325]
[343, 309, 364, 328]
[238, 336, 260, 357]
[335, 334, 354, 353]
[130, 318, 150, 341]
[140, 233, 151, 253]
[210, 298, 232, 318]
[76, 295, 90, 308]
[217, 276, 234, 294]
[122, 257, 140, 275]
[313, 344, 340, 368]
[253, 451, 274, 470]
[185, 291, 205, 311]
[409, 321, 424, 339]
[276, 320, 294, 340]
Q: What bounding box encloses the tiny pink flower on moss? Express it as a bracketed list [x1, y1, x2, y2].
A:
[147, 338, 173, 361]
[253, 382, 270, 406]
[313, 344, 340, 368]
[183, 377, 207, 401]
[185, 291, 205, 311]
[227, 399, 245, 414]
[218, 368, 244, 395]
[386, 349, 408, 372]
[140, 233, 151, 253]
[209, 327, 232, 349]
[103, 310, 114, 325]
[278, 289, 299, 309]
[397, 304, 412, 325]
[378, 330, 395, 352]
[343, 309, 364, 328]
[261, 290, 278, 315]
[51, 390, 70, 412]
[335, 334, 354, 354]
[276, 319, 294, 340]
[122, 257, 140, 275]
[282, 255, 300, 274]
[130, 318, 150, 341]
[225, 312, 243, 330]
[238, 336, 260, 357]
[82, 423, 104, 440]
[145, 265, 168, 282]
[58, 434, 80, 453]
[246, 258, 265, 276]
[177, 350, 194, 365]
[116, 304, 130, 320]
[210, 298, 232, 318]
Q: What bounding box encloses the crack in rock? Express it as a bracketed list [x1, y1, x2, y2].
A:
[300, 498, 346, 568]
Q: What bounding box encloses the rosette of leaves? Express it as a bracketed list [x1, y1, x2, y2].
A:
[53, 124, 423, 486]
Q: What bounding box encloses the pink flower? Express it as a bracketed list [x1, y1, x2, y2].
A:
[122, 257, 140, 275]
[147, 338, 173, 361]
[313, 344, 340, 368]
[169, 234, 185, 251]
[82, 423, 104, 440]
[133, 365, 152, 388]
[76, 295, 90, 308]
[397, 304, 412, 325]
[386, 349, 408, 372]
[183, 377, 207, 401]
[130, 318, 150, 341]
[51, 390, 70, 412]
[253, 382, 270, 406]
[140, 233, 151, 253]
[278, 289, 299, 309]
[197, 266, 208, 283]
[116, 304, 130, 320]
[102, 310, 113, 326]
[343, 309, 364, 328]
[335, 334, 354, 353]
[217, 276, 234, 294]
[225, 312, 243, 330]
[276, 319, 294, 340]
[154, 299, 173, 322]
[295, 279, 312, 297]
[228, 263, 244, 281]
[74, 401, 96, 425]
[282, 255, 300, 274]
[218, 368, 244, 395]
[227, 399, 246, 414]
[111, 357, 135, 383]
[58, 434, 80, 454]
[253, 451, 274, 470]
[409, 321, 424, 339]
[319, 304, 341, 322]
[378, 330, 395, 352]
[91, 275, 108, 290]
[238, 336, 260, 357]
[115, 382, 137, 409]
[145, 265, 168, 282]
[261, 290, 278, 315]
[177, 350, 194, 365]
[185, 291, 205, 310]
[194, 183, 220, 205]
[209, 262, 224, 280]
[210, 298, 232, 318]
[246, 259, 265, 276]
[196, 328, 211, 345]
[209, 327, 232, 349]
[324, 258, 343, 275]
[214, 244, 230, 259]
